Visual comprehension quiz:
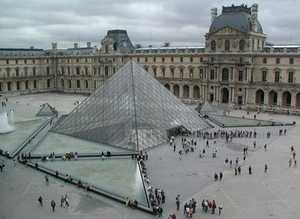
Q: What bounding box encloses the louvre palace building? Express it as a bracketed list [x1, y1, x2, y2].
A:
[1, 4, 300, 114]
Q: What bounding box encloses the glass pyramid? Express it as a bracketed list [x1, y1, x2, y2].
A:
[52, 61, 209, 151]
[36, 103, 58, 117]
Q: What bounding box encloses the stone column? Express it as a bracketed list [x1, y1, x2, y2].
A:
[179, 84, 183, 98]
[291, 92, 296, 108]
[264, 91, 269, 106]
[232, 87, 235, 104]
[189, 85, 193, 99]
[170, 84, 174, 94]
[244, 88, 248, 104]
[277, 91, 282, 106]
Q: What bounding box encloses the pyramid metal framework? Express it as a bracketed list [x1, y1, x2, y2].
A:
[52, 61, 209, 151]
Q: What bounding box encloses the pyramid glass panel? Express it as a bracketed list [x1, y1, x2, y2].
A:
[36, 103, 58, 117]
[52, 61, 209, 151]
[36, 159, 149, 207]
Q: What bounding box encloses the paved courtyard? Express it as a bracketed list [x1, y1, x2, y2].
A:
[1, 93, 300, 219]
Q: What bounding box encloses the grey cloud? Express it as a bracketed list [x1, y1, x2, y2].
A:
[0, 0, 299, 49]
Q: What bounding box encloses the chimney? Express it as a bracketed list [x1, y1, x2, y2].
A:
[251, 4, 258, 31]
[74, 43, 78, 49]
[87, 42, 91, 48]
[211, 8, 218, 23]
[51, 42, 57, 50]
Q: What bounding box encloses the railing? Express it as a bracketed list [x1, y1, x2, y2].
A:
[10, 118, 52, 158]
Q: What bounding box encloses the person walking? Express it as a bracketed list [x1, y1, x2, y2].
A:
[45, 175, 49, 185]
[218, 204, 223, 215]
[248, 165, 252, 175]
[212, 200, 216, 214]
[50, 200, 56, 212]
[38, 196, 43, 207]
[176, 195, 180, 211]
[264, 144, 267, 152]
[289, 158, 292, 167]
[219, 172, 223, 181]
[293, 151, 296, 160]
[60, 195, 65, 208]
[264, 164, 268, 173]
[238, 166, 241, 175]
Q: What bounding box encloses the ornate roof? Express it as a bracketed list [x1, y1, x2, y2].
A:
[209, 6, 263, 34]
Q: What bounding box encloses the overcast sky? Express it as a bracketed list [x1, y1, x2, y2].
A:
[0, 0, 299, 49]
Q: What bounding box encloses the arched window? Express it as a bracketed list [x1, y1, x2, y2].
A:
[255, 89, 264, 105]
[269, 90, 277, 106]
[173, 85, 180, 97]
[282, 91, 291, 107]
[225, 40, 230, 51]
[239, 40, 245, 51]
[183, 85, 189, 98]
[296, 93, 300, 109]
[211, 40, 216, 51]
[193, 85, 200, 99]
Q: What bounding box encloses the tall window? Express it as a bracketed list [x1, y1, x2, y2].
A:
[170, 68, 175, 78]
[238, 71, 243, 81]
[210, 69, 215, 80]
[276, 58, 280, 64]
[275, 71, 280, 82]
[162, 67, 165, 77]
[15, 67, 19, 77]
[222, 68, 229, 81]
[180, 68, 184, 79]
[239, 40, 245, 51]
[46, 66, 50, 75]
[225, 40, 230, 51]
[33, 67, 36, 76]
[77, 80, 80, 88]
[211, 40, 216, 51]
[105, 66, 109, 77]
[263, 57, 267, 64]
[76, 67, 80, 75]
[288, 71, 294, 83]
[153, 67, 157, 77]
[189, 68, 193, 78]
[289, 57, 294, 65]
[34, 80, 37, 89]
[24, 67, 28, 76]
[262, 71, 267, 82]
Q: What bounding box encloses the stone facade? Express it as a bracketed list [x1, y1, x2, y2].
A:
[1, 5, 300, 113]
